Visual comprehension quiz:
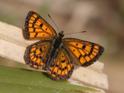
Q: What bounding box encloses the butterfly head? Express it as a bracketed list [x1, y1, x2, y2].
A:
[58, 31, 64, 38]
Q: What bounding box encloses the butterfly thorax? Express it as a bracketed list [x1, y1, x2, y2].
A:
[45, 31, 64, 69]
[53, 31, 64, 48]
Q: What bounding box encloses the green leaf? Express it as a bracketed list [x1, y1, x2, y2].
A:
[0, 66, 97, 93]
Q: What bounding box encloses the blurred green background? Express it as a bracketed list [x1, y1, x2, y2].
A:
[0, 0, 124, 93]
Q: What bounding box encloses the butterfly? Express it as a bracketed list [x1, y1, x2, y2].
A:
[23, 11, 104, 80]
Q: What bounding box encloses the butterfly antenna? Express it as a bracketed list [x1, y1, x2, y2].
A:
[48, 14, 60, 31]
[65, 31, 87, 36]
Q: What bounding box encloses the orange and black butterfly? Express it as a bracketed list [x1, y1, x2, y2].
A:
[23, 11, 104, 80]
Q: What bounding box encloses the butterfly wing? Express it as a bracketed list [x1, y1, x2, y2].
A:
[63, 38, 104, 66]
[23, 11, 57, 40]
[24, 40, 52, 69]
[47, 48, 74, 80]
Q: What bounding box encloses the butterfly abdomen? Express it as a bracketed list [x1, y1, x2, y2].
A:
[45, 34, 64, 68]
[49, 31, 64, 57]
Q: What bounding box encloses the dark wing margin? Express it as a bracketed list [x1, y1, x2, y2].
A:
[63, 38, 104, 67]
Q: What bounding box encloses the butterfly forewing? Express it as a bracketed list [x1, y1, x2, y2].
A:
[24, 41, 52, 69]
[48, 48, 74, 80]
[63, 38, 104, 66]
[23, 11, 57, 40]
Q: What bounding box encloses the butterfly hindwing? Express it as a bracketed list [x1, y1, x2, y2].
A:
[23, 11, 57, 40]
[63, 38, 104, 66]
[24, 40, 52, 69]
[48, 48, 74, 80]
